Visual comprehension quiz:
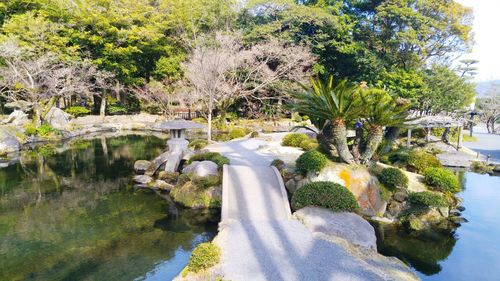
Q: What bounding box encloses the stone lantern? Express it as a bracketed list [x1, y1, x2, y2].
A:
[150, 119, 205, 173]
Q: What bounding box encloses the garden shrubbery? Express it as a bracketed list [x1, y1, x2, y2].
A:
[408, 191, 448, 208]
[377, 167, 409, 191]
[189, 139, 208, 150]
[188, 152, 229, 169]
[23, 124, 56, 136]
[191, 175, 221, 189]
[282, 133, 309, 147]
[186, 242, 220, 273]
[228, 128, 247, 139]
[423, 167, 461, 193]
[291, 181, 359, 212]
[295, 150, 328, 174]
[407, 150, 441, 174]
[65, 106, 91, 117]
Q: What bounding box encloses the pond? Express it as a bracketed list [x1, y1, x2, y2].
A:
[374, 172, 500, 281]
[0, 135, 219, 281]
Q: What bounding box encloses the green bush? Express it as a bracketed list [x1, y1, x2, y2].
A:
[291, 112, 303, 122]
[65, 106, 91, 117]
[270, 159, 285, 170]
[423, 167, 461, 193]
[24, 124, 38, 136]
[408, 191, 447, 208]
[377, 168, 409, 191]
[228, 128, 246, 139]
[295, 150, 328, 174]
[299, 138, 318, 151]
[187, 242, 220, 273]
[107, 103, 128, 115]
[188, 152, 229, 169]
[387, 149, 410, 165]
[407, 150, 441, 174]
[291, 181, 359, 212]
[37, 124, 55, 136]
[282, 133, 309, 147]
[189, 139, 208, 150]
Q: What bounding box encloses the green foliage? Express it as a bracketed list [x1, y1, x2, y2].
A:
[423, 168, 461, 194]
[387, 149, 411, 166]
[158, 171, 180, 184]
[228, 128, 247, 139]
[470, 161, 494, 174]
[36, 145, 55, 157]
[107, 103, 128, 115]
[295, 150, 328, 174]
[191, 117, 207, 124]
[282, 133, 309, 147]
[189, 139, 208, 150]
[270, 159, 285, 169]
[191, 175, 221, 189]
[23, 124, 38, 136]
[24, 124, 55, 137]
[408, 192, 448, 208]
[188, 152, 229, 169]
[299, 138, 318, 151]
[291, 181, 359, 212]
[65, 106, 91, 117]
[378, 168, 409, 191]
[407, 150, 441, 174]
[187, 242, 220, 273]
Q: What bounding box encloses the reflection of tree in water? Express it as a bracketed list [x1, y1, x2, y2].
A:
[373, 223, 457, 275]
[0, 135, 217, 281]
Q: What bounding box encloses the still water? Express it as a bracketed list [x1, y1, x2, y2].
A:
[0, 135, 218, 281]
[374, 172, 500, 281]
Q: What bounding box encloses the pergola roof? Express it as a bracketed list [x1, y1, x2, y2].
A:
[404, 114, 467, 128]
[154, 119, 205, 130]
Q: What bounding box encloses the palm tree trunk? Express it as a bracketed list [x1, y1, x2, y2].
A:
[331, 119, 355, 164]
[351, 126, 363, 162]
[360, 125, 384, 164]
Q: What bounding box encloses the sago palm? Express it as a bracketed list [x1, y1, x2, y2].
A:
[290, 76, 361, 164]
[359, 89, 412, 164]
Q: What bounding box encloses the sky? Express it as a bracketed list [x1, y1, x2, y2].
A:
[456, 0, 500, 82]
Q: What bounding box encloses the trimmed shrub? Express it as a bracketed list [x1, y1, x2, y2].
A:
[408, 191, 447, 208]
[270, 159, 285, 168]
[388, 149, 410, 165]
[24, 124, 38, 136]
[228, 128, 246, 139]
[282, 133, 309, 147]
[407, 150, 441, 174]
[189, 139, 208, 150]
[65, 106, 91, 117]
[107, 103, 128, 115]
[250, 131, 259, 138]
[187, 242, 220, 273]
[188, 152, 229, 169]
[295, 150, 328, 174]
[36, 124, 55, 136]
[377, 168, 409, 191]
[291, 181, 359, 212]
[423, 167, 461, 193]
[299, 138, 318, 151]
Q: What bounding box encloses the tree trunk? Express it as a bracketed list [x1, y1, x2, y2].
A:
[207, 111, 212, 142]
[100, 95, 107, 117]
[331, 119, 355, 164]
[380, 127, 400, 154]
[360, 125, 384, 164]
[316, 130, 336, 158]
[351, 126, 364, 162]
[442, 127, 451, 144]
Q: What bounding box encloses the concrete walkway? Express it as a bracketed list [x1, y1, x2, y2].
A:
[204, 135, 418, 281]
[464, 125, 500, 164]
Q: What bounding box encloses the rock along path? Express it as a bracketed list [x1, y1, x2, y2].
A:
[203, 135, 418, 281]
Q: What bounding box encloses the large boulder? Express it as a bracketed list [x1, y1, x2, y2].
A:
[301, 163, 386, 217]
[2, 110, 29, 126]
[182, 160, 218, 177]
[133, 175, 153, 185]
[170, 181, 221, 209]
[0, 128, 20, 153]
[293, 207, 377, 250]
[45, 107, 72, 130]
[134, 160, 151, 174]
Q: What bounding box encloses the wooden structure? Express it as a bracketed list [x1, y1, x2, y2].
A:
[404, 115, 467, 150]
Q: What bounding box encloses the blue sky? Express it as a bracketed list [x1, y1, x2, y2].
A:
[456, 0, 500, 82]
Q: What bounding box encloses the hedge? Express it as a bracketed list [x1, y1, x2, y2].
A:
[291, 181, 359, 212]
[423, 167, 461, 193]
[408, 191, 448, 208]
[295, 150, 328, 174]
[377, 167, 409, 191]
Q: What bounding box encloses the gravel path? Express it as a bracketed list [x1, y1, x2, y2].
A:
[464, 125, 500, 164]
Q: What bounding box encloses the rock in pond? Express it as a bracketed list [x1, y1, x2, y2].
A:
[182, 160, 218, 177]
[170, 181, 221, 209]
[293, 207, 377, 250]
[153, 179, 173, 192]
[45, 107, 72, 130]
[2, 110, 29, 126]
[133, 175, 153, 185]
[0, 128, 20, 153]
[134, 160, 151, 174]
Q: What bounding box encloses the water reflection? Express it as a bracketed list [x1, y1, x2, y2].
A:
[0, 135, 219, 281]
[374, 172, 500, 281]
